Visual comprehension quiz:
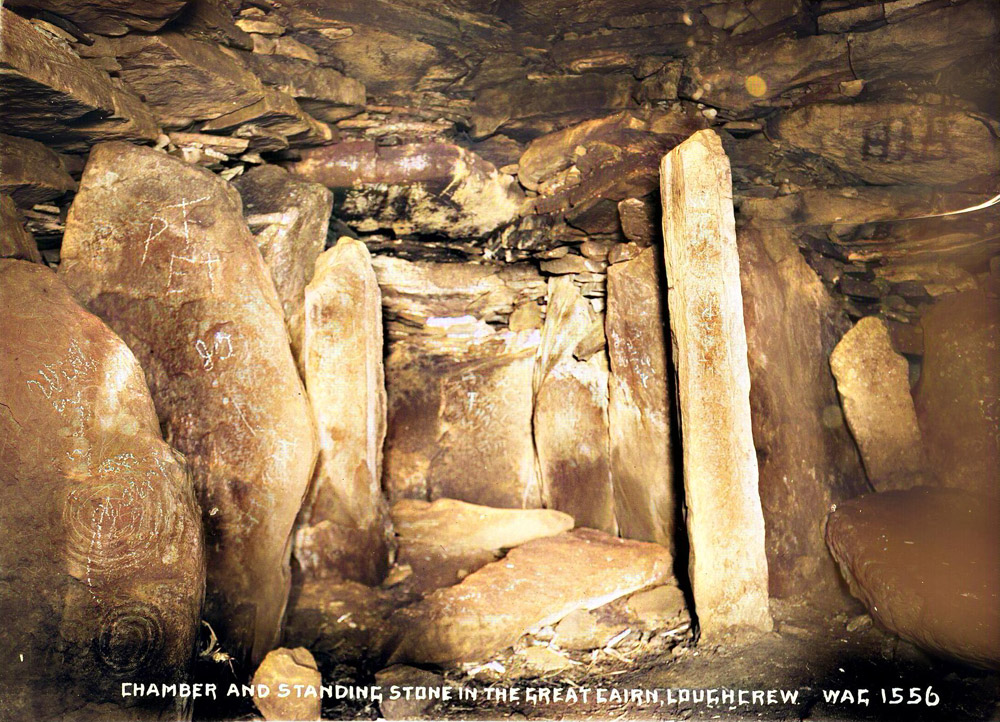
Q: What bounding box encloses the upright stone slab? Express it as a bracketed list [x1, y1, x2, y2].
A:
[0, 194, 42, 263]
[606, 246, 676, 549]
[296, 238, 392, 586]
[0, 260, 204, 721]
[830, 316, 926, 491]
[659, 129, 771, 638]
[59, 142, 318, 665]
[233, 165, 334, 367]
[533, 276, 617, 534]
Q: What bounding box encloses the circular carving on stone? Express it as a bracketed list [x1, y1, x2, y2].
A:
[94, 602, 165, 676]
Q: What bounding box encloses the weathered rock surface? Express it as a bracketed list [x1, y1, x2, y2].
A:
[376, 665, 450, 720]
[391, 498, 574, 595]
[0, 195, 42, 263]
[252, 648, 322, 721]
[286, 141, 524, 238]
[296, 238, 391, 586]
[606, 246, 676, 549]
[104, 31, 266, 129]
[0, 133, 76, 206]
[383, 332, 541, 508]
[0, 8, 159, 149]
[200, 86, 335, 148]
[0, 260, 204, 720]
[827, 488, 1000, 669]
[830, 316, 925, 491]
[534, 276, 616, 534]
[58, 142, 317, 665]
[236, 51, 366, 121]
[233, 164, 333, 364]
[6, 0, 190, 35]
[553, 609, 628, 651]
[660, 130, 772, 638]
[388, 529, 672, 665]
[915, 291, 1000, 497]
[769, 102, 1000, 186]
[738, 221, 867, 598]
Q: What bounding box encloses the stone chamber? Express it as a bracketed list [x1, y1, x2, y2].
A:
[0, 0, 998, 720]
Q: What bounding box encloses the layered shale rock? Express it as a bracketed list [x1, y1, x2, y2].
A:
[6, 0, 190, 35]
[233, 164, 333, 364]
[737, 221, 867, 597]
[827, 488, 1000, 669]
[0, 133, 76, 207]
[0, 195, 42, 263]
[915, 291, 1000, 497]
[296, 238, 391, 586]
[0, 260, 204, 721]
[830, 316, 926, 491]
[388, 529, 672, 666]
[533, 276, 617, 534]
[0, 8, 159, 149]
[606, 246, 676, 549]
[58, 142, 317, 665]
[660, 130, 771, 638]
[286, 141, 524, 238]
[391, 498, 574, 595]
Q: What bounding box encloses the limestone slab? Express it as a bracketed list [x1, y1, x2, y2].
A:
[296, 238, 391, 586]
[830, 316, 925, 490]
[58, 142, 317, 665]
[0, 260, 204, 720]
[388, 529, 672, 665]
[5, 0, 189, 34]
[0, 133, 76, 207]
[606, 246, 676, 549]
[659, 129, 771, 638]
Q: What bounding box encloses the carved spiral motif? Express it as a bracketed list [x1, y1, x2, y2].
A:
[94, 602, 166, 676]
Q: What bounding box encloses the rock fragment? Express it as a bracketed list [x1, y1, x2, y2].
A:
[659, 130, 772, 638]
[0, 133, 76, 206]
[0, 195, 42, 263]
[252, 648, 322, 721]
[830, 316, 926, 490]
[58, 142, 317, 665]
[0, 260, 204, 720]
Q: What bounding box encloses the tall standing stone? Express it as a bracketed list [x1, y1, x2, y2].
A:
[233, 165, 334, 369]
[58, 142, 318, 666]
[296, 238, 392, 586]
[606, 246, 676, 550]
[0, 260, 204, 721]
[533, 276, 617, 534]
[659, 129, 771, 638]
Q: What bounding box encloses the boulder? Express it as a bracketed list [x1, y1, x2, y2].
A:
[391, 498, 574, 595]
[252, 648, 322, 721]
[58, 142, 317, 665]
[606, 246, 677, 549]
[0, 8, 158, 149]
[533, 276, 617, 534]
[233, 164, 333, 365]
[0, 195, 42, 263]
[286, 141, 524, 238]
[0, 133, 76, 207]
[914, 290, 1000, 496]
[0, 260, 204, 720]
[660, 130, 772, 638]
[827, 488, 1000, 669]
[296, 238, 392, 586]
[830, 316, 926, 490]
[738, 222, 867, 597]
[376, 665, 450, 720]
[388, 529, 672, 666]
